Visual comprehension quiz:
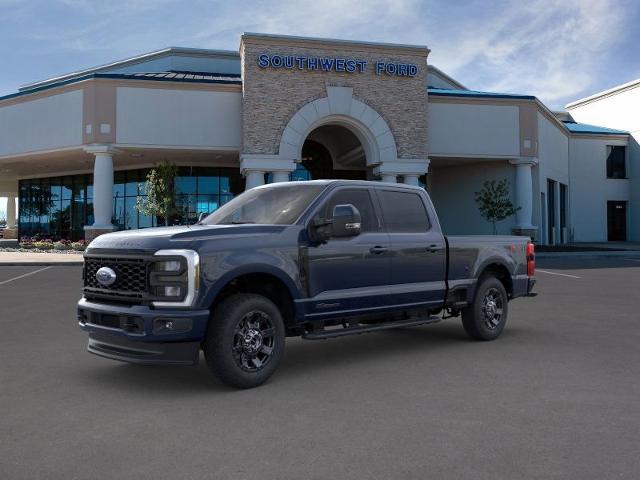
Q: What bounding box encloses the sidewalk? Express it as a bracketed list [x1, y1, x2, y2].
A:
[537, 250, 640, 258]
[536, 242, 640, 258]
[0, 251, 84, 266]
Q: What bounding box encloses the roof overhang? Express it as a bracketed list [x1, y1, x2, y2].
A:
[19, 47, 240, 93]
[565, 78, 640, 109]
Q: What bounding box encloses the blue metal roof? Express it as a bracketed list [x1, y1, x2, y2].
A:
[0, 71, 242, 102]
[428, 87, 535, 100]
[118, 71, 241, 82]
[562, 121, 628, 135]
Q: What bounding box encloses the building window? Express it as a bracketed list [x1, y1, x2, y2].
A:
[18, 166, 244, 240]
[606, 146, 626, 179]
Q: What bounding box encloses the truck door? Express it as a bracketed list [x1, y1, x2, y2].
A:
[305, 187, 391, 317]
[375, 188, 447, 308]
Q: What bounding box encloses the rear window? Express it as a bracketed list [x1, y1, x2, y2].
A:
[378, 190, 430, 233]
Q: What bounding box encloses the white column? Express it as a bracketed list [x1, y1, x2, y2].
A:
[6, 195, 16, 229]
[403, 174, 420, 186]
[244, 170, 265, 190]
[509, 158, 538, 229]
[240, 154, 295, 191]
[84, 145, 117, 230]
[381, 174, 397, 183]
[374, 159, 429, 186]
[271, 171, 290, 183]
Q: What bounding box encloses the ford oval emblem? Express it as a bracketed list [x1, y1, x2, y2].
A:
[96, 267, 117, 287]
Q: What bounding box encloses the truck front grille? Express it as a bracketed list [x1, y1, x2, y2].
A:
[84, 256, 149, 303]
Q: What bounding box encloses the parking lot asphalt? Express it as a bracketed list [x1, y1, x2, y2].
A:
[1, 258, 639, 480]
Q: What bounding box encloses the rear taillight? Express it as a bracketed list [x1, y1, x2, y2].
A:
[527, 242, 535, 277]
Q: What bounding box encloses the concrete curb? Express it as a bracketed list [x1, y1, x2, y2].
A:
[537, 251, 640, 258]
[0, 262, 83, 266]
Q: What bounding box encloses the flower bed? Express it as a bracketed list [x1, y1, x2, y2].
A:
[4, 237, 88, 254]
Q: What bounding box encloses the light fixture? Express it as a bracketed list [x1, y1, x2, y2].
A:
[156, 260, 181, 272]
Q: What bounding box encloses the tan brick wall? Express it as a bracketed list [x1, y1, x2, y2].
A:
[241, 36, 429, 160]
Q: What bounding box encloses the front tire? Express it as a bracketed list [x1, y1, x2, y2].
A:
[462, 276, 508, 341]
[204, 293, 285, 388]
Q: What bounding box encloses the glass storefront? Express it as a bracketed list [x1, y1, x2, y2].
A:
[19, 166, 244, 240]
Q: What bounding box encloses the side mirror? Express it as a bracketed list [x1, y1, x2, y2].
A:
[197, 212, 208, 224]
[331, 204, 361, 237]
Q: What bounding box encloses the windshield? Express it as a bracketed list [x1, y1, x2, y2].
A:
[201, 184, 325, 225]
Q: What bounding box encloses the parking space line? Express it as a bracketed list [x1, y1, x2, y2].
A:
[0, 266, 52, 286]
[537, 269, 581, 279]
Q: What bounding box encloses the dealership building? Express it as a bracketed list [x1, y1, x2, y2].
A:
[0, 33, 636, 243]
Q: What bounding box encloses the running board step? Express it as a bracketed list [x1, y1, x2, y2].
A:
[302, 316, 441, 340]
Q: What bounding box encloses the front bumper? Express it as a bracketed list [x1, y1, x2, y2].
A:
[78, 298, 210, 365]
[88, 333, 200, 365]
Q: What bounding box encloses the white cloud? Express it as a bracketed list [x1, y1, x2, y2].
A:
[5, 0, 635, 109]
[185, 0, 632, 107]
[424, 0, 631, 107]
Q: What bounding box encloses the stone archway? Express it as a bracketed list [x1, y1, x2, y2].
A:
[278, 86, 398, 168]
[240, 85, 429, 189]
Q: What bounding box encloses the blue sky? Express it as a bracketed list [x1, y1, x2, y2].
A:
[1, 0, 639, 108]
[1, 0, 639, 217]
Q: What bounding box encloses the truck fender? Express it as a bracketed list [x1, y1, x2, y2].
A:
[469, 258, 515, 302]
[202, 263, 302, 308]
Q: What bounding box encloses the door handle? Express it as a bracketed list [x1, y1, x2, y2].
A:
[426, 244, 442, 253]
[369, 246, 388, 254]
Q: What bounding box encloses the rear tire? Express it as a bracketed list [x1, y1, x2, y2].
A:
[462, 276, 508, 341]
[204, 293, 285, 388]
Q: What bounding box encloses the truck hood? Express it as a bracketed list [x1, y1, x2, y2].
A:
[86, 224, 287, 252]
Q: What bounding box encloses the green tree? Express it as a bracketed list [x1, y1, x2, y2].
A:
[135, 161, 178, 226]
[474, 179, 520, 235]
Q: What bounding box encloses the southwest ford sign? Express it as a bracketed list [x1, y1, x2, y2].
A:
[257, 54, 418, 77]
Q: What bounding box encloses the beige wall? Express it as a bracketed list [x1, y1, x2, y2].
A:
[429, 161, 517, 235]
[567, 84, 640, 241]
[0, 90, 83, 157]
[116, 87, 242, 148]
[569, 136, 629, 242]
[428, 102, 520, 157]
[240, 35, 429, 159]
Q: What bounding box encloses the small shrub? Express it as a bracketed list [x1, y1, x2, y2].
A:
[70, 241, 87, 251]
[33, 241, 54, 250]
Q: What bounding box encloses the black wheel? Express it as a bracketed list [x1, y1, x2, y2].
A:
[204, 293, 285, 388]
[462, 276, 508, 341]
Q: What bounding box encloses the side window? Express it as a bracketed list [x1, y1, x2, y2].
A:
[378, 190, 430, 233]
[606, 145, 626, 179]
[321, 189, 379, 232]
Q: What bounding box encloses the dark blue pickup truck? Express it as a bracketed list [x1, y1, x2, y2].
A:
[78, 180, 536, 388]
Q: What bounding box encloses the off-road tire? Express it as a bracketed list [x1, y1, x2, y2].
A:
[461, 276, 509, 341]
[204, 293, 285, 388]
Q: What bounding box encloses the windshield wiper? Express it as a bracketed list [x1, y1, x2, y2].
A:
[229, 220, 256, 224]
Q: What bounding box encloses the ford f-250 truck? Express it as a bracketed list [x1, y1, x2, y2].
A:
[78, 180, 536, 388]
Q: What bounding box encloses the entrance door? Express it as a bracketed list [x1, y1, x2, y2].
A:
[547, 179, 556, 244]
[540, 193, 547, 244]
[607, 201, 627, 241]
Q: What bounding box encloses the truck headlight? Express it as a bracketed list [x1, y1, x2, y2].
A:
[151, 250, 200, 308]
[156, 260, 182, 272]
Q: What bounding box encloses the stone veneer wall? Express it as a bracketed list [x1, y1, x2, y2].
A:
[240, 36, 429, 160]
